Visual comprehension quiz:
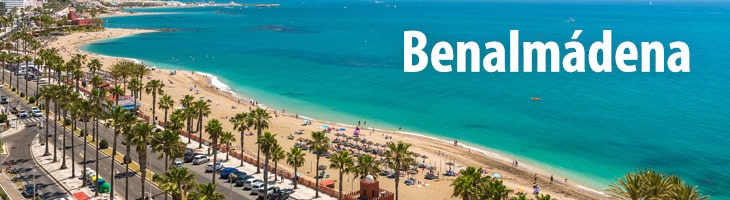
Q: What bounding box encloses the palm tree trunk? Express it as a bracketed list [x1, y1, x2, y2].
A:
[212, 141, 217, 184]
[94, 117, 100, 197]
[339, 173, 343, 200]
[111, 130, 118, 199]
[197, 115, 203, 149]
[152, 94, 157, 126]
[53, 100, 58, 162]
[43, 100, 50, 156]
[163, 109, 168, 129]
[240, 132, 244, 167]
[186, 117, 192, 144]
[315, 156, 320, 198]
[256, 128, 262, 174]
[293, 166, 298, 189]
[125, 140, 130, 200]
[82, 120, 88, 186]
[70, 118, 76, 177]
[141, 151, 147, 200]
[264, 154, 269, 200]
[395, 162, 400, 200]
[60, 111, 67, 169]
[274, 162, 278, 181]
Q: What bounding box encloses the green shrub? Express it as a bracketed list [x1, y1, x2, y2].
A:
[99, 140, 109, 149]
[0, 114, 6, 123]
[11, 88, 15, 92]
[63, 118, 72, 126]
[79, 129, 87, 137]
[20, 92, 25, 98]
[124, 156, 131, 164]
[28, 96, 35, 104]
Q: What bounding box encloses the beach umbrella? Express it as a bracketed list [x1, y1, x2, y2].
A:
[492, 173, 501, 179]
[318, 165, 328, 170]
[446, 162, 455, 166]
[339, 127, 346, 131]
[409, 169, 419, 175]
[421, 155, 428, 162]
[427, 166, 437, 171]
[321, 125, 329, 129]
[413, 153, 421, 157]
[353, 137, 362, 142]
[367, 141, 374, 145]
[354, 129, 361, 134]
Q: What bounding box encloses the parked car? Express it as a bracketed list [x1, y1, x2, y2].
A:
[10, 107, 18, 114]
[243, 179, 263, 190]
[205, 162, 222, 172]
[18, 110, 28, 118]
[184, 153, 204, 163]
[219, 167, 239, 179]
[31, 109, 43, 117]
[258, 186, 281, 198]
[250, 182, 265, 195]
[172, 161, 183, 168]
[192, 155, 209, 165]
[0, 96, 7, 104]
[23, 184, 35, 197]
[235, 175, 254, 186]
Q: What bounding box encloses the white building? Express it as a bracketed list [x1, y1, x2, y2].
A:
[1, 0, 41, 9]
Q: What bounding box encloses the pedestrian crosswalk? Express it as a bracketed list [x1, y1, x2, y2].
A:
[10, 116, 45, 126]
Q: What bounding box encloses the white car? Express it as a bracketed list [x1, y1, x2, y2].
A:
[31, 110, 43, 117]
[250, 182, 264, 195]
[192, 155, 209, 165]
[205, 162, 222, 173]
[243, 179, 263, 190]
[18, 110, 28, 118]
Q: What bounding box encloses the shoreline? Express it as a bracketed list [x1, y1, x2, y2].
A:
[54, 18, 609, 200]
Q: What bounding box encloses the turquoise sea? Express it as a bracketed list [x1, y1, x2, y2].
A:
[84, 0, 730, 198]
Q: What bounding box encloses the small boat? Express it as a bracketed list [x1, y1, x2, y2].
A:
[531, 97, 541, 101]
[568, 17, 575, 22]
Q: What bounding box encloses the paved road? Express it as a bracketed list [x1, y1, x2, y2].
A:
[1, 128, 68, 199]
[0, 75, 165, 200]
[3, 71, 260, 199]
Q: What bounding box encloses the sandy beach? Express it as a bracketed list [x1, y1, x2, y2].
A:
[47, 21, 609, 200]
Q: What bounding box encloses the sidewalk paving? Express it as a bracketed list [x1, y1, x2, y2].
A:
[0, 127, 34, 200]
[182, 138, 337, 200]
[32, 134, 122, 200]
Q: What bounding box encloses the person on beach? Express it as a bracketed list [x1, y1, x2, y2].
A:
[550, 175, 554, 184]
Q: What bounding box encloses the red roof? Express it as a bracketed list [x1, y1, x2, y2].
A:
[320, 179, 335, 188]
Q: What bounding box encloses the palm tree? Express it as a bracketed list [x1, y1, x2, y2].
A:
[608, 168, 707, 200]
[71, 68, 83, 93]
[65, 93, 82, 177]
[219, 131, 236, 161]
[152, 129, 185, 170]
[180, 94, 195, 143]
[153, 167, 197, 200]
[451, 166, 483, 200]
[286, 146, 306, 189]
[120, 117, 138, 200]
[145, 79, 165, 125]
[87, 58, 102, 78]
[57, 85, 73, 170]
[205, 119, 223, 184]
[158, 94, 174, 129]
[78, 98, 93, 187]
[109, 85, 124, 106]
[270, 144, 285, 182]
[248, 108, 271, 173]
[106, 106, 134, 199]
[189, 183, 226, 200]
[353, 154, 381, 180]
[131, 122, 155, 199]
[38, 86, 53, 156]
[386, 141, 414, 200]
[231, 112, 249, 166]
[194, 100, 211, 149]
[256, 131, 277, 200]
[484, 179, 512, 200]
[330, 151, 354, 200]
[535, 194, 554, 200]
[308, 131, 330, 198]
[88, 84, 109, 197]
[127, 78, 142, 111]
